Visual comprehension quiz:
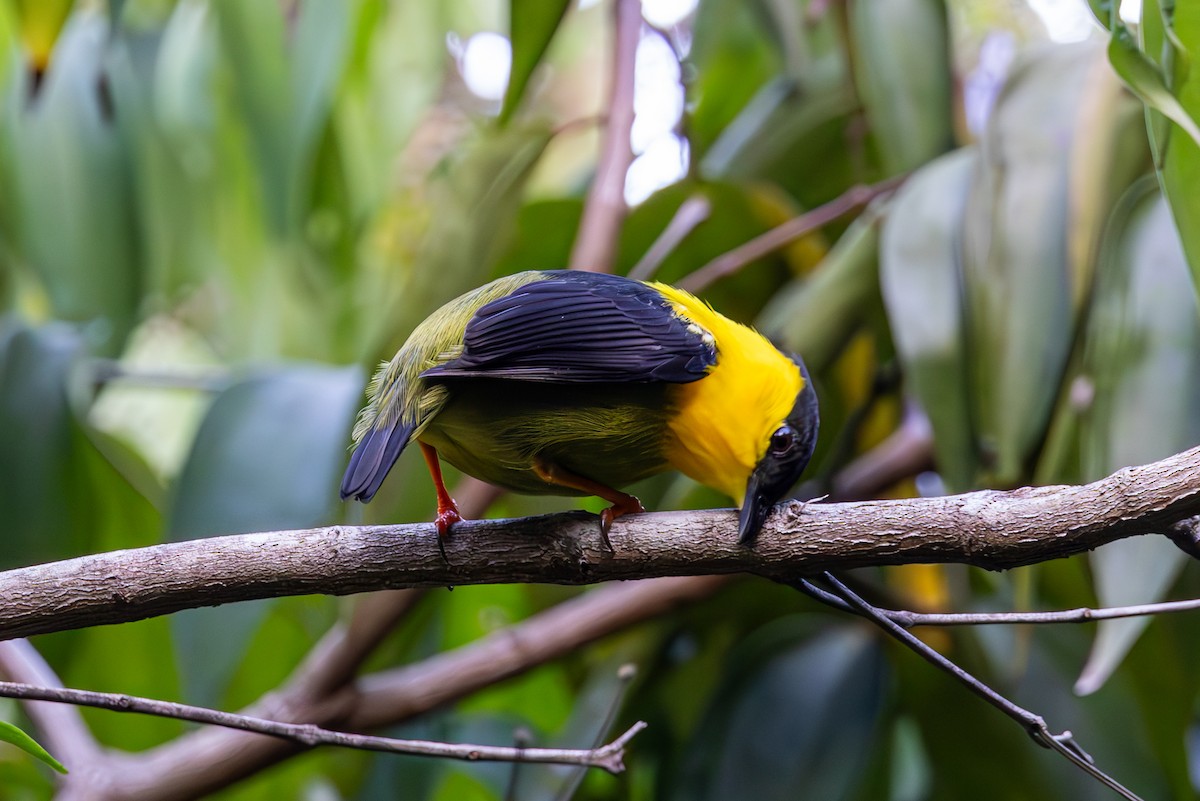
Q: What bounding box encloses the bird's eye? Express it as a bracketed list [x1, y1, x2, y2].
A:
[770, 425, 796, 456]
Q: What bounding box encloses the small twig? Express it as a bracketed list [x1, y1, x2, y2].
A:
[0, 641, 103, 767]
[627, 195, 712, 281]
[800, 574, 1144, 801]
[569, 0, 640, 272]
[679, 174, 907, 293]
[0, 680, 646, 774]
[794, 579, 1200, 627]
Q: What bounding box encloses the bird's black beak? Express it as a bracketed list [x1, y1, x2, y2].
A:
[738, 468, 772, 545]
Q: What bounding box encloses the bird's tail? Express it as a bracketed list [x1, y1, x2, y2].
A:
[339, 419, 416, 502]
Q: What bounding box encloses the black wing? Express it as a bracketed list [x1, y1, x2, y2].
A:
[421, 271, 717, 384]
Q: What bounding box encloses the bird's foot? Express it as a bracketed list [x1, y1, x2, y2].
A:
[434, 500, 463, 564]
[435, 501, 463, 537]
[599, 496, 645, 552]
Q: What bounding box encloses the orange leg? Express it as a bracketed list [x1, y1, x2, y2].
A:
[532, 459, 644, 550]
[421, 443, 463, 541]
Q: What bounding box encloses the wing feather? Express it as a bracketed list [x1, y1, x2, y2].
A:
[421, 272, 717, 384]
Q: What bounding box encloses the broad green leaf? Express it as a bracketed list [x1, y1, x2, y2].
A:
[499, 0, 570, 126]
[880, 148, 977, 491]
[1155, 1, 1200, 290]
[0, 720, 66, 774]
[850, 0, 954, 174]
[674, 622, 886, 801]
[1075, 183, 1200, 695]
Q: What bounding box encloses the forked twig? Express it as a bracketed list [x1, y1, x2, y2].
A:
[0, 680, 646, 774]
[795, 572, 1144, 801]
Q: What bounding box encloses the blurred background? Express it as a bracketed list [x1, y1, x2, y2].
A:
[2, 0, 1200, 798]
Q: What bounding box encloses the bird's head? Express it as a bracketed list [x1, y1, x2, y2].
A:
[737, 356, 819, 545]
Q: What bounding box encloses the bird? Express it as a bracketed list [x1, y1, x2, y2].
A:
[339, 269, 818, 546]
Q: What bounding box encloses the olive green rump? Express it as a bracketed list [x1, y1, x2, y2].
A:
[418, 379, 676, 495]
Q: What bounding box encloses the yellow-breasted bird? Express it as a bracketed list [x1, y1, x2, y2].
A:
[340, 270, 818, 545]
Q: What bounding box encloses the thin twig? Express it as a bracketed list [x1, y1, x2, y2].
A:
[679, 174, 908, 293]
[569, 0, 640, 272]
[627, 195, 712, 281]
[794, 580, 1200, 627]
[0, 680, 646, 774]
[802, 573, 1143, 801]
[0, 641, 104, 767]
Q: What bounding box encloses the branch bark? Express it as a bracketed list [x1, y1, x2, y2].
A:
[3, 445, 1200, 643]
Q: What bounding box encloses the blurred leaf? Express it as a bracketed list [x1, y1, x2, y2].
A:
[9, 10, 138, 354]
[1075, 183, 1200, 695]
[170, 364, 363, 539]
[880, 148, 976, 490]
[850, 0, 954, 174]
[963, 43, 1110, 483]
[687, 0, 781, 158]
[0, 720, 66, 774]
[674, 622, 886, 801]
[169, 363, 363, 705]
[761, 199, 883, 374]
[500, 0, 570, 126]
[0, 318, 81, 566]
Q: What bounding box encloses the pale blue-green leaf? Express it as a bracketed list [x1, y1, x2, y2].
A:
[1076, 185, 1200, 695]
[500, 0, 571, 125]
[880, 148, 977, 491]
[0, 720, 66, 774]
[169, 364, 363, 705]
[963, 43, 1105, 483]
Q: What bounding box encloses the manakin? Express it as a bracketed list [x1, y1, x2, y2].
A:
[340, 270, 818, 545]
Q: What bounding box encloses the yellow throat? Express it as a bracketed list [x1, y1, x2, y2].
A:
[653, 283, 804, 503]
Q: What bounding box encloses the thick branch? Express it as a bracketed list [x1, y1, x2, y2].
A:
[2, 445, 1200, 642]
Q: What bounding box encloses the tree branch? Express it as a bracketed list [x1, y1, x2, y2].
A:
[0, 679, 645, 774]
[3, 445, 1199, 643]
[679, 174, 907, 293]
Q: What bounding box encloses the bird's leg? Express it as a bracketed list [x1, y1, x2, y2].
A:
[532, 459, 644, 551]
[420, 443, 463, 548]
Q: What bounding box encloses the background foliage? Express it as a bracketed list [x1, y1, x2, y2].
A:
[1, 0, 1199, 798]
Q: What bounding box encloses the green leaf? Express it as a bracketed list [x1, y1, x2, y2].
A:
[0, 720, 66, 774]
[9, 11, 139, 354]
[880, 148, 977, 491]
[1075, 182, 1200, 695]
[674, 622, 886, 801]
[850, 0, 954, 174]
[168, 364, 363, 705]
[1108, 23, 1200, 149]
[499, 0, 570, 126]
[962, 43, 1112, 483]
[761, 200, 884, 376]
